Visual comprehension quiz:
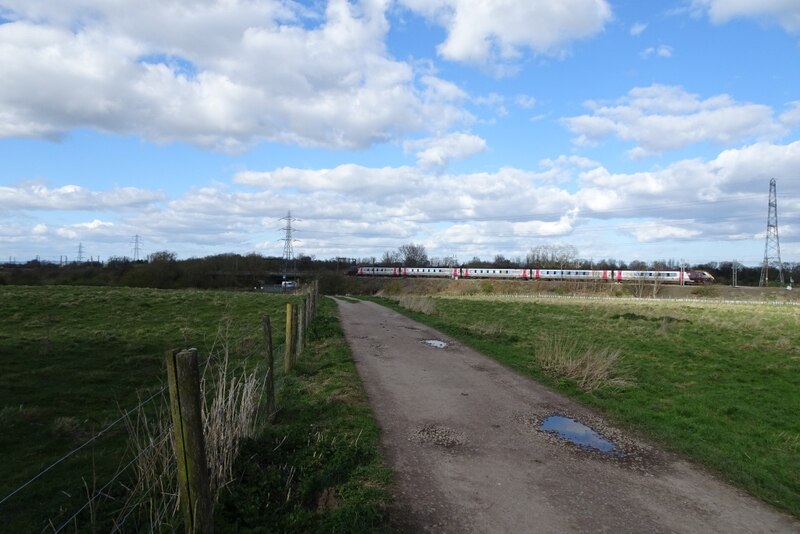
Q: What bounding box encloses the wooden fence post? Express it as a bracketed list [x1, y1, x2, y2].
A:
[304, 294, 311, 335]
[284, 303, 294, 372]
[262, 317, 276, 422]
[296, 299, 305, 357]
[165, 348, 213, 534]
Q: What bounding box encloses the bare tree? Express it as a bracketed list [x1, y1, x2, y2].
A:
[380, 250, 401, 265]
[527, 243, 578, 269]
[398, 243, 429, 267]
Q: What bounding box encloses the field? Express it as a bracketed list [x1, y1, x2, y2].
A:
[0, 286, 295, 531]
[376, 294, 800, 518]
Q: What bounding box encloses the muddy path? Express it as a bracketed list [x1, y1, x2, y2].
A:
[334, 298, 798, 533]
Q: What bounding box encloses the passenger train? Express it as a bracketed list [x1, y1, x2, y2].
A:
[353, 266, 715, 284]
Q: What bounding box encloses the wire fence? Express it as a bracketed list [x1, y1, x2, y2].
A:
[1, 282, 319, 533]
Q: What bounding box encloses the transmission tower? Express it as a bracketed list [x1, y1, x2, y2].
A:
[280, 211, 299, 278]
[759, 178, 784, 287]
[77, 242, 85, 263]
[132, 234, 142, 261]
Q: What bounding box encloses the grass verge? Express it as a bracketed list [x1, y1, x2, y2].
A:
[216, 297, 392, 532]
[368, 295, 800, 518]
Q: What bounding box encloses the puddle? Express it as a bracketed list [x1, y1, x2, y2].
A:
[540, 416, 619, 455]
[423, 339, 448, 349]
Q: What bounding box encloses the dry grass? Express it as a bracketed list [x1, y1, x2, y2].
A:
[119, 320, 265, 531]
[396, 295, 437, 315]
[535, 333, 627, 391]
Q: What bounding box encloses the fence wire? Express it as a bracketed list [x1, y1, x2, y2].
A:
[0, 386, 167, 508]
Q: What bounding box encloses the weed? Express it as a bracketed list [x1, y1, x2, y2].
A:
[535, 334, 627, 391]
[397, 295, 437, 315]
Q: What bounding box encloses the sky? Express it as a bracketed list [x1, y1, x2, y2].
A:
[1, 0, 799, 267]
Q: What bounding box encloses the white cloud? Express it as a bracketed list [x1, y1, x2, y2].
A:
[0, 0, 471, 151]
[780, 101, 800, 127]
[399, 0, 612, 64]
[234, 164, 422, 197]
[641, 45, 673, 58]
[692, 0, 800, 32]
[631, 224, 701, 242]
[0, 182, 163, 210]
[630, 22, 648, 36]
[515, 94, 537, 109]
[5, 141, 800, 262]
[403, 132, 487, 169]
[55, 219, 116, 240]
[563, 84, 788, 157]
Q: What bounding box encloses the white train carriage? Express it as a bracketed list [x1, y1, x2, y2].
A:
[614, 270, 685, 283]
[460, 268, 530, 279]
[532, 269, 612, 281]
[357, 266, 402, 276]
[404, 267, 459, 278]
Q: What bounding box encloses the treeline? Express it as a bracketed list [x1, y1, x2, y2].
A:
[1, 248, 796, 288]
[0, 252, 354, 289]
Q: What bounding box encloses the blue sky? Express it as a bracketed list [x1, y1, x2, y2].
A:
[1, 0, 799, 266]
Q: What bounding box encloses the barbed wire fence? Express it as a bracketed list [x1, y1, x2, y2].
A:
[0, 280, 320, 532]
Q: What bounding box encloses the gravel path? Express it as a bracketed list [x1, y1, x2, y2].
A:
[335, 298, 799, 533]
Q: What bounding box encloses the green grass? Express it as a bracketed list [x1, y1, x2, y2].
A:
[0, 285, 295, 532]
[216, 297, 392, 532]
[374, 295, 800, 518]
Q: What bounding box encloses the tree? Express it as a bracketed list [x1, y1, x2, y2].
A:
[380, 250, 401, 265]
[148, 250, 177, 263]
[527, 243, 578, 269]
[398, 243, 428, 267]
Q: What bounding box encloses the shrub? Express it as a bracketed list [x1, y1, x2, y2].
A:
[535, 333, 627, 391]
[397, 295, 436, 315]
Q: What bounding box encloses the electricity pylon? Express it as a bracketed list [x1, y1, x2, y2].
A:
[759, 178, 783, 287]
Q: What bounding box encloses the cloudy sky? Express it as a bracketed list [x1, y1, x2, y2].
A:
[1, 0, 799, 266]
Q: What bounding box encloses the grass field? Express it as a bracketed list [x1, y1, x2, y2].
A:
[0, 285, 295, 531]
[376, 294, 800, 518]
[217, 297, 392, 532]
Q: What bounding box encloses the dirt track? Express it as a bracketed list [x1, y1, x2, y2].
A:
[335, 298, 799, 533]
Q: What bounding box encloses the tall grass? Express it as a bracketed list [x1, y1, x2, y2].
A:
[396, 295, 437, 315]
[535, 333, 626, 391]
[120, 321, 265, 531]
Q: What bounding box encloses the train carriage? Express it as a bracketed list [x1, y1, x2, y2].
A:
[532, 269, 611, 281]
[460, 268, 529, 279]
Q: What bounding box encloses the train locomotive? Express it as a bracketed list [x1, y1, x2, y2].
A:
[354, 266, 715, 284]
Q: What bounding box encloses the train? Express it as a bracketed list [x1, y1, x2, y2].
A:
[352, 266, 715, 284]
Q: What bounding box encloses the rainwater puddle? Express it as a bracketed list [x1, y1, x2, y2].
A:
[423, 339, 448, 349]
[540, 416, 619, 455]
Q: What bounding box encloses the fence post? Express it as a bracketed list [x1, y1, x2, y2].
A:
[284, 303, 294, 373]
[304, 294, 311, 335]
[262, 316, 276, 422]
[296, 299, 305, 357]
[165, 348, 213, 534]
[312, 280, 319, 319]
[292, 304, 299, 365]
